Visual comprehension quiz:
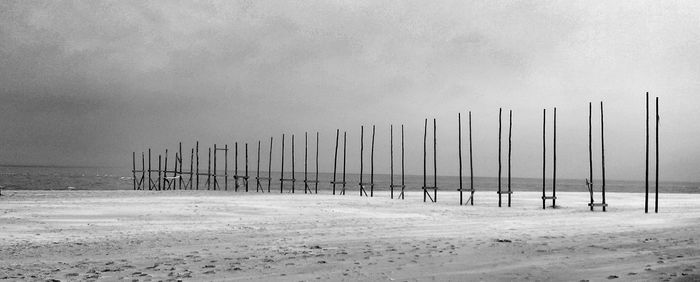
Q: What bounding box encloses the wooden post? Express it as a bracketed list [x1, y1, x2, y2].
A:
[165, 149, 169, 190]
[196, 141, 199, 190]
[315, 132, 319, 194]
[433, 118, 437, 202]
[225, 144, 229, 191]
[142, 152, 145, 190]
[390, 124, 394, 199]
[213, 145, 216, 190]
[401, 124, 405, 200]
[655, 97, 659, 213]
[469, 112, 474, 205]
[645, 92, 649, 213]
[553, 107, 556, 207]
[342, 131, 347, 195]
[601, 102, 607, 212]
[423, 118, 427, 202]
[268, 137, 273, 193]
[235, 142, 239, 191]
[132, 152, 137, 190]
[158, 154, 162, 191]
[458, 113, 463, 205]
[305, 132, 308, 194]
[498, 108, 502, 207]
[245, 143, 249, 192]
[257, 140, 261, 192]
[189, 148, 193, 190]
[371, 125, 375, 197]
[542, 109, 546, 209]
[508, 110, 512, 207]
[207, 147, 211, 190]
[148, 149, 152, 190]
[291, 134, 295, 193]
[360, 125, 364, 196]
[589, 102, 593, 211]
[332, 129, 339, 195]
[280, 134, 285, 193]
[179, 142, 183, 190]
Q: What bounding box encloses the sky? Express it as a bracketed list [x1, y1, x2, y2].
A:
[1, 0, 699, 182]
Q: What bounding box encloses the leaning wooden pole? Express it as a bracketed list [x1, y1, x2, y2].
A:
[360, 125, 365, 196]
[332, 129, 339, 195]
[268, 137, 273, 193]
[132, 152, 137, 190]
[601, 102, 607, 212]
[645, 92, 649, 213]
[458, 113, 463, 205]
[655, 97, 659, 213]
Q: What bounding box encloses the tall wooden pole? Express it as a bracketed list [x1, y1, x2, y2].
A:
[212, 145, 215, 190]
[646, 92, 649, 213]
[225, 144, 228, 191]
[498, 108, 502, 207]
[458, 113, 463, 205]
[553, 108, 557, 207]
[542, 109, 546, 209]
[508, 110, 512, 207]
[165, 149, 169, 190]
[589, 102, 593, 211]
[158, 154, 162, 191]
[280, 134, 285, 193]
[132, 152, 137, 190]
[268, 137, 273, 193]
[195, 141, 199, 190]
[305, 132, 308, 194]
[401, 124, 405, 200]
[655, 97, 659, 213]
[315, 132, 319, 194]
[179, 142, 183, 190]
[142, 152, 145, 190]
[332, 129, 339, 195]
[360, 125, 364, 196]
[371, 125, 375, 197]
[390, 124, 394, 199]
[235, 142, 238, 191]
[148, 148, 152, 190]
[189, 149, 193, 190]
[433, 118, 437, 202]
[342, 131, 347, 194]
[469, 111, 474, 205]
[423, 118, 427, 203]
[601, 102, 607, 212]
[257, 140, 261, 192]
[291, 134, 295, 193]
[207, 148, 211, 190]
[245, 143, 249, 192]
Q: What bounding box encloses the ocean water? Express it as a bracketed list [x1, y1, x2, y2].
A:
[1, 165, 698, 194]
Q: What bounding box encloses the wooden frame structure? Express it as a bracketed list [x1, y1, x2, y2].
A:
[280, 134, 296, 193]
[390, 124, 406, 199]
[132, 152, 146, 190]
[359, 125, 376, 197]
[422, 118, 438, 203]
[458, 113, 476, 205]
[542, 108, 557, 209]
[496, 109, 513, 207]
[331, 130, 347, 195]
[303, 132, 320, 194]
[255, 138, 273, 192]
[587, 102, 608, 211]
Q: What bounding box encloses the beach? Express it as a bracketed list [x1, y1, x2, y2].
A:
[1, 190, 699, 281]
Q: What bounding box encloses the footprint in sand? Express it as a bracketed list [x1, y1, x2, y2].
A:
[607, 275, 618, 279]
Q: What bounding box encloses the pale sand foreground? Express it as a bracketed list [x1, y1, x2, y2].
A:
[1, 190, 699, 281]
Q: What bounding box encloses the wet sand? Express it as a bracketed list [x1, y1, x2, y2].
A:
[1, 190, 699, 281]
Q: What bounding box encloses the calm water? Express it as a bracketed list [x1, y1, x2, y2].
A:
[1, 165, 698, 194]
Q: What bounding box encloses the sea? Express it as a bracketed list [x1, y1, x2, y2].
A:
[0, 165, 698, 194]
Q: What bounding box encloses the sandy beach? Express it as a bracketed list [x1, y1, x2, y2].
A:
[1, 190, 699, 281]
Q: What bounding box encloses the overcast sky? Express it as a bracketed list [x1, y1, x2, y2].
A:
[1, 1, 699, 181]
